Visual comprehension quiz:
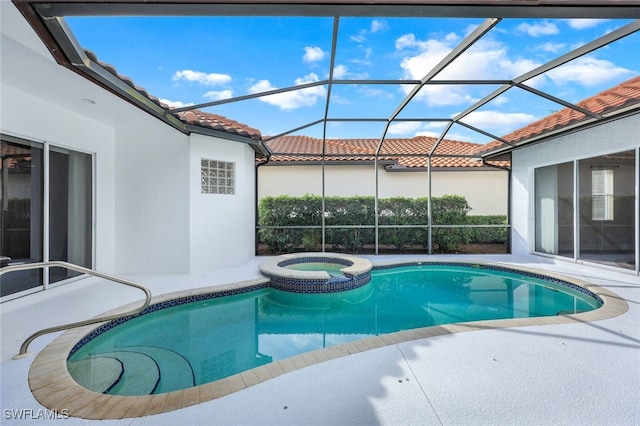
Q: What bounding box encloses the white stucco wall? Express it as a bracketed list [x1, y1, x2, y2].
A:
[511, 113, 640, 256]
[258, 165, 508, 215]
[189, 134, 256, 273]
[1, 83, 117, 273]
[1, 1, 258, 277]
[114, 118, 191, 274]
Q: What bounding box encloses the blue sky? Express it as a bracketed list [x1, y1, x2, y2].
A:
[66, 16, 639, 143]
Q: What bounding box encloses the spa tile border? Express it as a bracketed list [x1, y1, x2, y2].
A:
[27, 260, 629, 420]
[259, 252, 373, 293]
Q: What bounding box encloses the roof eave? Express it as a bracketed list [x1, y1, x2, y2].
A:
[263, 159, 397, 166]
[186, 124, 270, 156]
[482, 103, 640, 159]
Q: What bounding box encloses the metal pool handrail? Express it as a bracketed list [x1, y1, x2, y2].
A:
[0, 261, 152, 359]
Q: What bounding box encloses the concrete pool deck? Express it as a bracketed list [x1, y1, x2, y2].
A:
[1, 254, 639, 425]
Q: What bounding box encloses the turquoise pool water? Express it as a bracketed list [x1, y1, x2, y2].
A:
[67, 264, 601, 396]
[285, 262, 346, 276]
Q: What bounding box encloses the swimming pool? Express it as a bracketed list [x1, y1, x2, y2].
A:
[65, 262, 602, 397]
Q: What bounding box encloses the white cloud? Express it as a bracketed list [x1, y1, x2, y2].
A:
[399, 36, 538, 82]
[536, 41, 567, 53]
[461, 110, 536, 133]
[387, 121, 423, 135]
[436, 131, 478, 142]
[331, 64, 369, 80]
[546, 56, 632, 86]
[172, 70, 231, 86]
[396, 34, 543, 105]
[444, 32, 460, 43]
[248, 73, 326, 110]
[203, 90, 233, 101]
[498, 57, 547, 88]
[359, 86, 394, 99]
[350, 33, 366, 43]
[565, 19, 609, 30]
[395, 33, 420, 50]
[516, 21, 559, 37]
[414, 130, 441, 138]
[330, 95, 350, 105]
[492, 96, 510, 106]
[370, 19, 388, 33]
[351, 19, 388, 43]
[388, 121, 448, 137]
[333, 64, 348, 78]
[303, 46, 326, 63]
[159, 99, 194, 109]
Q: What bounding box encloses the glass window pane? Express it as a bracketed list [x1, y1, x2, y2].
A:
[534, 162, 574, 258]
[579, 150, 635, 269]
[591, 168, 614, 221]
[49, 148, 93, 283]
[1, 138, 44, 297]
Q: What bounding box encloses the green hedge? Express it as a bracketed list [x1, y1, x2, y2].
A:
[463, 215, 509, 244]
[258, 195, 507, 253]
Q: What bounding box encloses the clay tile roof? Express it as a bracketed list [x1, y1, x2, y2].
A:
[265, 135, 500, 169]
[85, 50, 167, 109]
[84, 50, 262, 141]
[175, 110, 262, 141]
[482, 75, 640, 154]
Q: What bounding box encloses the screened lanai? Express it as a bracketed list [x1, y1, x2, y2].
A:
[6, 1, 640, 270]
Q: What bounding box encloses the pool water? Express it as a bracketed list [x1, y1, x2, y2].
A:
[67, 264, 601, 396]
[284, 262, 346, 276]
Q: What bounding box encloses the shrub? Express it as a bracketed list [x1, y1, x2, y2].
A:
[257, 194, 505, 254]
[378, 197, 424, 250]
[257, 194, 322, 253]
[420, 195, 471, 252]
[464, 215, 508, 244]
[324, 196, 375, 252]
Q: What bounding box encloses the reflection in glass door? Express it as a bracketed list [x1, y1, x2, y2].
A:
[49, 147, 93, 283]
[1, 138, 44, 297]
[534, 162, 574, 258]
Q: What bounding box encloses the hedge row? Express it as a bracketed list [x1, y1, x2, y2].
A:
[258, 195, 507, 254]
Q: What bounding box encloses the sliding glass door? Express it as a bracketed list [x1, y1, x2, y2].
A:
[1, 135, 93, 299]
[578, 150, 636, 269]
[534, 149, 637, 271]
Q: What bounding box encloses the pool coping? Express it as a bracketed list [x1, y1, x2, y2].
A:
[27, 260, 629, 420]
[259, 252, 373, 281]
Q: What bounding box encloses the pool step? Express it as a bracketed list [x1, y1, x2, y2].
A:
[100, 351, 161, 396]
[67, 357, 123, 394]
[103, 351, 160, 395]
[69, 346, 196, 396]
[68, 351, 159, 395]
[120, 346, 195, 393]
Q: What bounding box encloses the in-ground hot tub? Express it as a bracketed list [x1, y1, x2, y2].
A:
[259, 252, 373, 293]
